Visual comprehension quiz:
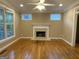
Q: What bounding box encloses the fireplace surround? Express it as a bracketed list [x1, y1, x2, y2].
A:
[33, 25, 50, 40]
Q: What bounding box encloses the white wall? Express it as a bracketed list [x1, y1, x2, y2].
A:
[63, 7, 77, 46]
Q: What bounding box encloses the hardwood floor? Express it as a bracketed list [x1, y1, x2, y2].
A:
[1, 39, 79, 59]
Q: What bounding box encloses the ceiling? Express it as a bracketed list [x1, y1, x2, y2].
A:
[0, 0, 79, 13]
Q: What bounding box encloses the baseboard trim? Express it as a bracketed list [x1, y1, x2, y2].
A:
[50, 37, 63, 40]
[19, 37, 32, 39]
[0, 37, 20, 52]
[50, 37, 73, 46]
[0, 35, 15, 43]
[19, 37, 63, 40]
[62, 38, 73, 46]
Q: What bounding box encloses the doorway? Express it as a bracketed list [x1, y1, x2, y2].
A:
[76, 13, 79, 45]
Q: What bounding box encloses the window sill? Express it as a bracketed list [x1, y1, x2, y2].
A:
[0, 35, 15, 43]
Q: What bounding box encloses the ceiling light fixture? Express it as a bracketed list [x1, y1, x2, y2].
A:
[20, 4, 24, 7]
[59, 3, 63, 7]
[34, 5, 46, 11]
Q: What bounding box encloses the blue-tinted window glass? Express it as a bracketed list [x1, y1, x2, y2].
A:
[50, 14, 61, 21]
[0, 9, 4, 23]
[22, 14, 32, 20]
[6, 11, 13, 23]
[0, 24, 5, 40]
[6, 10, 14, 37]
[7, 24, 14, 37]
[0, 9, 5, 40]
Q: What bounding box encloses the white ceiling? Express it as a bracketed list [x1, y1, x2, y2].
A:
[0, 0, 79, 13]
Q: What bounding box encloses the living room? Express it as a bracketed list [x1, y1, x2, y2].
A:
[0, 0, 79, 59]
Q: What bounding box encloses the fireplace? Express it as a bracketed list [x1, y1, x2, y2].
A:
[33, 25, 50, 40]
[36, 31, 46, 37]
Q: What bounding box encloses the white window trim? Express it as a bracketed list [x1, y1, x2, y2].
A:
[0, 35, 15, 43]
[0, 4, 15, 43]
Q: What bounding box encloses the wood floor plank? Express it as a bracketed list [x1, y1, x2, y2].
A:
[1, 39, 79, 59]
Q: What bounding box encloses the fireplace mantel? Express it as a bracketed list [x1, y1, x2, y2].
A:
[32, 23, 50, 27]
[33, 25, 50, 40]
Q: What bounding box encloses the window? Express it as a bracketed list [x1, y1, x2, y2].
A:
[0, 9, 5, 40]
[22, 14, 32, 21]
[6, 10, 14, 37]
[50, 14, 61, 21]
[0, 8, 14, 41]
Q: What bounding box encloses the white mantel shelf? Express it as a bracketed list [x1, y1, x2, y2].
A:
[32, 23, 51, 26]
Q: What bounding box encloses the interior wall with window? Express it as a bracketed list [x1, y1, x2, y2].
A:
[19, 13, 63, 38]
[0, 6, 20, 50]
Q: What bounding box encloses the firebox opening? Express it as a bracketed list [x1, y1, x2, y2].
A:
[36, 31, 46, 37]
